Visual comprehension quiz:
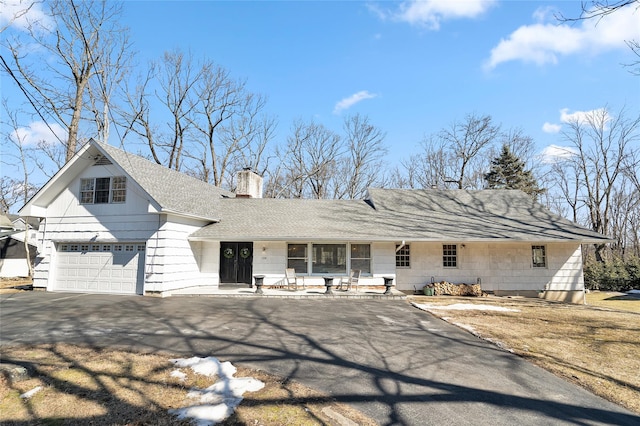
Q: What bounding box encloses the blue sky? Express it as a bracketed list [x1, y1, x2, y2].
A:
[2, 0, 640, 183]
[119, 0, 640, 161]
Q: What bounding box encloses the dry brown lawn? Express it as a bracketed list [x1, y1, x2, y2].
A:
[0, 278, 32, 294]
[409, 294, 640, 415]
[0, 344, 376, 425]
[585, 290, 640, 313]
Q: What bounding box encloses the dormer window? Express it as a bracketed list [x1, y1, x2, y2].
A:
[80, 176, 126, 204]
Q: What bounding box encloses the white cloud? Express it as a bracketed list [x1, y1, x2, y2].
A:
[559, 107, 611, 125]
[485, 4, 639, 70]
[539, 144, 578, 164]
[333, 90, 377, 114]
[0, 1, 54, 32]
[11, 121, 67, 146]
[376, 0, 496, 30]
[542, 122, 562, 133]
[541, 107, 611, 135]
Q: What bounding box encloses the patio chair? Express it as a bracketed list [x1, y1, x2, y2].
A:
[337, 269, 361, 291]
[285, 268, 305, 290]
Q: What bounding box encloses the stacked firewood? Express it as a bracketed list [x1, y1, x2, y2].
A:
[430, 281, 483, 297]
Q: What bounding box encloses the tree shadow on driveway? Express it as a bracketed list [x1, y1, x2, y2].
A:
[1, 293, 639, 425]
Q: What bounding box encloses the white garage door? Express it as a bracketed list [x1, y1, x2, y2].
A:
[55, 242, 145, 294]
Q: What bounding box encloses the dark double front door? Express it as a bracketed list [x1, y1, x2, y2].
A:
[219, 242, 253, 284]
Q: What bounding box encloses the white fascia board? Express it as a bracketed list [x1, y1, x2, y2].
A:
[18, 142, 96, 216]
[19, 205, 48, 218]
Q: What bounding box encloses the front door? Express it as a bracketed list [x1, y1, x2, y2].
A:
[219, 242, 253, 284]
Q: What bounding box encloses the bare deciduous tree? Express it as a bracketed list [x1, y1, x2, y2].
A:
[2, 0, 131, 162]
[557, 1, 640, 74]
[441, 113, 500, 189]
[553, 107, 640, 261]
[269, 119, 342, 199]
[0, 101, 39, 212]
[398, 113, 500, 190]
[338, 114, 387, 199]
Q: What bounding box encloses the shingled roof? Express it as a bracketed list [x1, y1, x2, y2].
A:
[96, 141, 233, 220]
[190, 188, 610, 243]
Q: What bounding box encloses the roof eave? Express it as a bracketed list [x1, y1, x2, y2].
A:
[161, 209, 220, 223]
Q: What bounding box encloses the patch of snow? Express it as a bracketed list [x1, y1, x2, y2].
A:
[451, 322, 477, 334]
[171, 370, 187, 382]
[20, 386, 43, 399]
[169, 356, 264, 425]
[412, 302, 519, 312]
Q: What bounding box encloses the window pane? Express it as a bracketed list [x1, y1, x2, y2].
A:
[111, 177, 127, 203]
[312, 244, 346, 274]
[80, 178, 94, 204]
[351, 259, 370, 274]
[95, 177, 111, 203]
[287, 244, 308, 274]
[350, 244, 370, 258]
[350, 244, 371, 274]
[288, 258, 307, 273]
[532, 246, 546, 267]
[80, 179, 94, 191]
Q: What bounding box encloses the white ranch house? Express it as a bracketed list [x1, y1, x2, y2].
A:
[19, 140, 610, 303]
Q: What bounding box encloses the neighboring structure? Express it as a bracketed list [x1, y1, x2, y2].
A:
[0, 213, 37, 278]
[18, 140, 611, 302]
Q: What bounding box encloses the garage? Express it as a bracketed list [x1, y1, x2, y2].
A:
[55, 242, 145, 294]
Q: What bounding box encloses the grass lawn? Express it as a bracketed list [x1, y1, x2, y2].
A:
[0, 344, 376, 425]
[585, 291, 640, 313]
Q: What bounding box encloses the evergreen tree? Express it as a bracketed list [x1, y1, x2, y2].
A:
[484, 144, 543, 199]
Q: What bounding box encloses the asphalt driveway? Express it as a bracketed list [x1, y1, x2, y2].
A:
[1, 292, 637, 426]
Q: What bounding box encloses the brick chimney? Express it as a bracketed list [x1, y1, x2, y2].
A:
[236, 168, 263, 198]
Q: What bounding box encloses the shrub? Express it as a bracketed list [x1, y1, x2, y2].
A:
[584, 255, 640, 292]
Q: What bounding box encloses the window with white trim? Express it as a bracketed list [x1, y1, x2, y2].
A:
[532, 245, 546, 268]
[350, 244, 371, 274]
[443, 244, 457, 268]
[79, 176, 127, 204]
[396, 244, 410, 268]
[287, 244, 308, 274]
[312, 244, 347, 274]
[288, 243, 370, 275]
